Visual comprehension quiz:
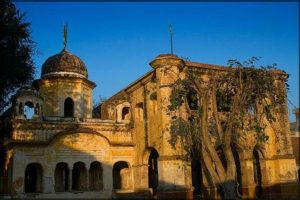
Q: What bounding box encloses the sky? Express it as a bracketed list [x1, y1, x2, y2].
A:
[15, 2, 299, 121]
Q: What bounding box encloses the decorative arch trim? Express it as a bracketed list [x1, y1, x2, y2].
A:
[48, 128, 111, 146]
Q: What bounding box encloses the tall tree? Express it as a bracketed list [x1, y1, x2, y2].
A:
[0, 0, 35, 113]
[168, 57, 288, 199]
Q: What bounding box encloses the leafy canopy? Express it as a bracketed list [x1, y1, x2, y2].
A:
[0, 0, 35, 113]
[168, 57, 288, 156]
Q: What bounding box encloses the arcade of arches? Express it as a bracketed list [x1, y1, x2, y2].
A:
[24, 160, 133, 193]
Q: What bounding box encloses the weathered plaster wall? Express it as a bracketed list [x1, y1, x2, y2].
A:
[39, 78, 93, 118]
[11, 132, 134, 198]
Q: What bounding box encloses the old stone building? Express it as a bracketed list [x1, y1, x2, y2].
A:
[290, 108, 299, 183]
[0, 48, 298, 199]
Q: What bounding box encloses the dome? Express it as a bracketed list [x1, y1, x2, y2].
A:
[156, 53, 178, 58]
[41, 49, 88, 78]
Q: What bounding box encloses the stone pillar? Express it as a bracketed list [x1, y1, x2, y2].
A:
[239, 158, 256, 199]
[102, 164, 113, 190]
[150, 54, 192, 198]
[149, 54, 185, 156]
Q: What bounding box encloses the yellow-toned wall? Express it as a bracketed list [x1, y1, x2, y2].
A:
[96, 55, 298, 198]
[11, 132, 134, 196]
[39, 78, 93, 118]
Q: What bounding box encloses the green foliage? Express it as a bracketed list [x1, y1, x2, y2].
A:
[149, 91, 157, 100]
[169, 117, 189, 147]
[169, 116, 202, 159]
[187, 89, 198, 110]
[216, 88, 233, 112]
[0, 0, 35, 112]
[168, 79, 192, 111]
[168, 56, 288, 153]
[221, 57, 287, 123]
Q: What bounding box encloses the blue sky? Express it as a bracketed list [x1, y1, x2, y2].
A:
[15, 2, 299, 121]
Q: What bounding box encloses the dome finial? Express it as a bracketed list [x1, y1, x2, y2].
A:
[169, 24, 174, 55]
[63, 23, 68, 50]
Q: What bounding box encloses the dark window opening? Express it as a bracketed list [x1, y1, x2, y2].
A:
[25, 163, 43, 193]
[216, 90, 232, 112]
[72, 162, 87, 191]
[187, 90, 198, 110]
[64, 98, 74, 117]
[122, 107, 130, 120]
[55, 162, 69, 192]
[253, 149, 262, 197]
[113, 161, 131, 190]
[89, 161, 103, 191]
[148, 149, 159, 196]
[191, 149, 202, 198]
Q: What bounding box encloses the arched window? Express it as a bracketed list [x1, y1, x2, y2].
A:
[55, 162, 69, 192]
[25, 163, 43, 193]
[24, 101, 34, 119]
[64, 98, 74, 117]
[216, 89, 232, 112]
[148, 149, 159, 196]
[89, 161, 103, 191]
[187, 89, 198, 110]
[122, 107, 130, 121]
[72, 162, 87, 191]
[113, 161, 131, 190]
[253, 148, 262, 197]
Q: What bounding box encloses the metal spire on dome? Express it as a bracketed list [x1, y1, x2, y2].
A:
[63, 23, 68, 50]
[169, 24, 174, 55]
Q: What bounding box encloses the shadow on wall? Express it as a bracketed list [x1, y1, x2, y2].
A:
[0, 130, 139, 199]
[1, 132, 299, 200]
[0, 95, 299, 199]
[11, 133, 191, 199]
[0, 129, 200, 199]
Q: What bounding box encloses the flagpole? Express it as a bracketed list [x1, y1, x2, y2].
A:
[63, 23, 68, 50]
[169, 24, 173, 55]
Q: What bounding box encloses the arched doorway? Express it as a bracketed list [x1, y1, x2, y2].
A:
[64, 97, 74, 117]
[148, 149, 159, 196]
[191, 156, 202, 198]
[89, 161, 103, 191]
[24, 163, 43, 193]
[232, 145, 242, 196]
[72, 162, 87, 191]
[253, 148, 262, 197]
[113, 161, 131, 190]
[55, 162, 69, 192]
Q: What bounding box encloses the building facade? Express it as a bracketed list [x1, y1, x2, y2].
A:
[0, 49, 298, 199]
[290, 108, 299, 185]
